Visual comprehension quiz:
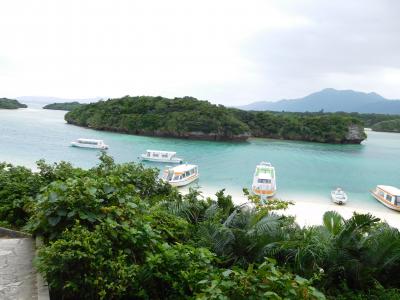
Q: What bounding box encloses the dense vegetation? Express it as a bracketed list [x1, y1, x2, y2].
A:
[1, 154, 400, 299]
[43, 101, 85, 111]
[371, 119, 400, 132]
[0, 98, 27, 109]
[65, 96, 366, 143]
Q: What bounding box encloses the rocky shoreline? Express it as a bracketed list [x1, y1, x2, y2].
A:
[66, 120, 365, 144]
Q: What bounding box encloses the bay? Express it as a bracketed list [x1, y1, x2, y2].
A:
[1, 107, 400, 213]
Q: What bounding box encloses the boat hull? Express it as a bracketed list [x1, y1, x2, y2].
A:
[140, 155, 182, 163]
[252, 188, 276, 197]
[167, 174, 199, 187]
[371, 191, 400, 212]
[71, 142, 108, 150]
[331, 192, 347, 205]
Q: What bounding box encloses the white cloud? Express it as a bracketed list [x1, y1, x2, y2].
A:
[0, 0, 398, 104]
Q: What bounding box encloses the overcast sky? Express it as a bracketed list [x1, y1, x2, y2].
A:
[0, 0, 399, 105]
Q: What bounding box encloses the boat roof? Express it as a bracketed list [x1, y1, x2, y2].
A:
[255, 165, 274, 177]
[258, 172, 272, 179]
[168, 164, 197, 173]
[146, 150, 176, 155]
[377, 185, 400, 196]
[77, 138, 104, 143]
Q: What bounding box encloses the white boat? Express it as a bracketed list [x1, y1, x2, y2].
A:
[331, 188, 348, 205]
[251, 161, 276, 198]
[371, 185, 400, 212]
[71, 138, 108, 150]
[140, 150, 183, 163]
[162, 164, 199, 187]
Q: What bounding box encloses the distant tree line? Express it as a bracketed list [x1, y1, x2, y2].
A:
[43, 102, 85, 111]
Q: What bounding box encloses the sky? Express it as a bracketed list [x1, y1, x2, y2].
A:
[0, 0, 399, 105]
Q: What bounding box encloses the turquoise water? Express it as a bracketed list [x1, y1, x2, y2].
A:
[1, 107, 400, 211]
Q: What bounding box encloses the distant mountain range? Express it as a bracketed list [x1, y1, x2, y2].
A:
[238, 88, 400, 114]
[16, 96, 102, 108]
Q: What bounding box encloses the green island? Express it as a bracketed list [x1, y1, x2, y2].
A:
[43, 101, 85, 111]
[336, 112, 400, 133]
[1, 154, 399, 299]
[65, 96, 366, 144]
[0, 98, 27, 109]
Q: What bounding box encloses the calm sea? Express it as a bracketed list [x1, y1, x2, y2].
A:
[1, 106, 400, 212]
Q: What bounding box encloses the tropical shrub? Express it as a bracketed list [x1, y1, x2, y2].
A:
[36, 223, 141, 299]
[196, 259, 325, 300]
[3, 154, 400, 299]
[0, 163, 41, 227]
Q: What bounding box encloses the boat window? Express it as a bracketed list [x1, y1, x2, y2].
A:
[173, 175, 179, 181]
[153, 153, 159, 157]
[386, 194, 392, 202]
[162, 154, 168, 158]
[79, 140, 99, 145]
[147, 152, 150, 157]
[396, 196, 400, 205]
[185, 171, 190, 177]
[258, 179, 271, 184]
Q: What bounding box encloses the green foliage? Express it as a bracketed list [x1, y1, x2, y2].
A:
[233, 109, 365, 143]
[140, 243, 216, 299]
[3, 154, 400, 299]
[65, 96, 250, 140]
[65, 96, 365, 143]
[371, 119, 400, 133]
[196, 259, 326, 300]
[0, 163, 41, 227]
[27, 154, 174, 240]
[42, 101, 85, 111]
[36, 223, 141, 299]
[0, 98, 27, 109]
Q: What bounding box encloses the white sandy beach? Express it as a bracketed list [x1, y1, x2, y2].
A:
[181, 186, 400, 229]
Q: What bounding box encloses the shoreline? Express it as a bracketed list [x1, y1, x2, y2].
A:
[180, 186, 400, 229]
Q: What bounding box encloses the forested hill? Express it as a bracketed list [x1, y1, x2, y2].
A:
[0, 98, 27, 109]
[43, 101, 85, 111]
[65, 96, 366, 144]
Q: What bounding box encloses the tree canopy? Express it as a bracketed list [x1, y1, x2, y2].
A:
[65, 96, 366, 143]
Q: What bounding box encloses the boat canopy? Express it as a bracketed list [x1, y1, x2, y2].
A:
[169, 164, 197, 175]
[377, 185, 400, 196]
[146, 150, 176, 155]
[77, 138, 104, 144]
[258, 172, 272, 179]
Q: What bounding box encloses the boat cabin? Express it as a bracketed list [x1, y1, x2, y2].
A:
[372, 185, 400, 211]
[141, 150, 183, 163]
[163, 164, 199, 187]
[71, 138, 108, 149]
[146, 150, 177, 159]
[76, 138, 105, 145]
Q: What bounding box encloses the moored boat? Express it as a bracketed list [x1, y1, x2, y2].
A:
[162, 164, 199, 187]
[140, 150, 183, 163]
[371, 185, 400, 211]
[331, 188, 348, 205]
[71, 138, 108, 150]
[251, 161, 276, 198]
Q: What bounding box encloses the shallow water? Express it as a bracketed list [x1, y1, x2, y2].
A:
[1, 107, 400, 212]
